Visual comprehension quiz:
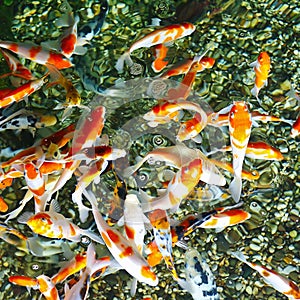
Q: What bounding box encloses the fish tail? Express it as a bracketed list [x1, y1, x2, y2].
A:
[115, 52, 132, 72]
[230, 250, 249, 265]
[251, 85, 259, 98]
[229, 175, 242, 202]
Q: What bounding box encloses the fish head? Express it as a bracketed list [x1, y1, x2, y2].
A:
[27, 212, 53, 235]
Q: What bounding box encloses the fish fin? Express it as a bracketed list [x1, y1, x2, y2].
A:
[117, 216, 124, 227]
[229, 250, 249, 264]
[72, 189, 91, 223]
[17, 211, 33, 224]
[229, 175, 242, 202]
[249, 60, 259, 68]
[73, 45, 88, 56]
[252, 119, 259, 127]
[82, 230, 104, 245]
[191, 134, 202, 143]
[115, 52, 132, 72]
[176, 278, 191, 292]
[41, 40, 59, 51]
[130, 278, 137, 297]
[49, 198, 61, 213]
[175, 240, 188, 250]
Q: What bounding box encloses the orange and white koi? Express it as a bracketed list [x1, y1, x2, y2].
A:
[231, 251, 300, 299]
[0, 41, 73, 69]
[9, 275, 60, 300]
[148, 209, 178, 279]
[177, 248, 220, 300]
[200, 208, 251, 232]
[152, 44, 169, 72]
[115, 22, 196, 72]
[24, 200, 104, 244]
[64, 243, 111, 300]
[177, 111, 207, 142]
[165, 55, 215, 101]
[160, 56, 215, 79]
[123, 144, 202, 178]
[138, 158, 203, 212]
[23, 162, 46, 212]
[250, 51, 271, 101]
[291, 114, 300, 138]
[143, 100, 207, 128]
[208, 141, 283, 161]
[0, 74, 48, 108]
[0, 48, 35, 81]
[118, 193, 148, 255]
[86, 190, 159, 286]
[49, 106, 105, 199]
[228, 101, 252, 202]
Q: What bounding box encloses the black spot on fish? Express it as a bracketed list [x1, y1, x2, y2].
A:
[11, 120, 20, 126]
[27, 115, 37, 126]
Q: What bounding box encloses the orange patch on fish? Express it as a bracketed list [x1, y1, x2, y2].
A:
[106, 229, 120, 243]
[0, 196, 8, 212]
[119, 245, 134, 258]
[141, 265, 157, 281]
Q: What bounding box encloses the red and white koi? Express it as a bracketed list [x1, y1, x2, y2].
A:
[0, 74, 48, 108]
[9, 275, 60, 300]
[0, 48, 35, 81]
[115, 22, 196, 72]
[228, 101, 252, 202]
[177, 248, 220, 300]
[42, 13, 87, 58]
[24, 200, 104, 244]
[0, 40, 73, 69]
[86, 190, 159, 286]
[148, 209, 178, 279]
[250, 51, 271, 101]
[231, 251, 300, 299]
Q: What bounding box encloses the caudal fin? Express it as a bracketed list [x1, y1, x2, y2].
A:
[229, 175, 242, 202]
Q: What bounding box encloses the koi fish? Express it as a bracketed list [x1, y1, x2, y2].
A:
[138, 158, 203, 212]
[45, 63, 81, 106]
[9, 275, 60, 300]
[23, 162, 46, 212]
[64, 243, 111, 300]
[208, 141, 283, 161]
[165, 55, 215, 101]
[0, 74, 48, 108]
[42, 13, 87, 58]
[228, 101, 252, 202]
[0, 48, 35, 81]
[143, 100, 207, 128]
[177, 111, 207, 142]
[115, 22, 196, 72]
[160, 56, 215, 79]
[23, 200, 104, 244]
[250, 51, 271, 101]
[148, 209, 178, 279]
[118, 193, 148, 255]
[177, 248, 220, 300]
[78, 0, 109, 42]
[291, 114, 300, 138]
[0, 109, 57, 132]
[0, 41, 73, 69]
[231, 251, 300, 299]
[86, 190, 159, 287]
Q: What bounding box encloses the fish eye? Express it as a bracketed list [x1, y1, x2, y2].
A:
[41, 217, 48, 223]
